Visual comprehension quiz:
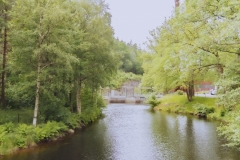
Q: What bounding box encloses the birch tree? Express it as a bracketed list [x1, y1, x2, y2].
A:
[10, 0, 77, 126]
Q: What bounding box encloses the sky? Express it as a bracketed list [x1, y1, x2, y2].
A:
[104, 0, 177, 48]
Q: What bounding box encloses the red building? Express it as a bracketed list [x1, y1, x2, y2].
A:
[195, 82, 215, 92]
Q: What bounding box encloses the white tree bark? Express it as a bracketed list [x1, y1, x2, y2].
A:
[33, 55, 41, 126]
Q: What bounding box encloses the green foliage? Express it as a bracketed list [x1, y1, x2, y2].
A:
[156, 95, 223, 119]
[15, 124, 35, 136]
[14, 135, 26, 148]
[80, 107, 102, 125]
[0, 109, 33, 124]
[113, 39, 144, 75]
[218, 111, 240, 147]
[0, 0, 112, 154]
[176, 90, 184, 95]
[146, 95, 161, 109]
[142, 0, 240, 101]
[34, 121, 68, 142]
[220, 110, 225, 117]
[217, 62, 240, 111]
[40, 106, 72, 123]
[109, 70, 142, 89]
[193, 103, 215, 116]
[6, 0, 117, 125]
[62, 114, 81, 129]
[3, 122, 15, 133]
[141, 0, 240, 147]
[0, 121, 71, 154]
[0, 126, 7, 145]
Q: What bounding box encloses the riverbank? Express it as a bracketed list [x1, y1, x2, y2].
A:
[0, 108, 102, 156]
[154, 94, 225, 120]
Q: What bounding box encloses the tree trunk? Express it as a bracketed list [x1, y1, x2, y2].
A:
[69, 91, 73, 112]
[190, 80, 195, 97]
[33, 55, 41, 126]
[1, 26, 7, 109]
[1, 7, 8, 109]
[76, 80, 82, 114]
[95, 90, 98, 107]
[217, 65, 224, 74]
[186, 81, 194, 102]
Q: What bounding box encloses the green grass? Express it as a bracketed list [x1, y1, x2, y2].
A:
[155, 94, 224, 120]
[0, 109, 33, 125]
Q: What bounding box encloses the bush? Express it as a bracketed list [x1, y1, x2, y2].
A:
[220, 110, 225, 117]
[193, 103, 215, 116]
[14, 135, 27, 148]
[16, 124, 34, 136]
[14, 124, 34, 148]
[34, 121, 68, 142]
[3, 123, 15, 133]
[176, 90, 184, 95]
[63, 113, 81, 129]
[0, 127, 7, 145]
[207, 112, 218, 120]
[146, 95, 161, 109]
[218, 111, 240, 147]
[80, 107, 102, 125]
[41, 106, 72, 123]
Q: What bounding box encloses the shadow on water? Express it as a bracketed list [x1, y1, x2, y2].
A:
[1, 103, 240, 160]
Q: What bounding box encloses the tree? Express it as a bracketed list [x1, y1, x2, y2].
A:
[70, 0, 117, 113]
[0, 0, 13, 109]
[113, 39, 144, 74]
[142, 0, 240, 101]
[10, 0, 77, 126]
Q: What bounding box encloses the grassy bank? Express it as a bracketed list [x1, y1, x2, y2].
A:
[154, 94, 225, 120]
[0, 107, 102, 156]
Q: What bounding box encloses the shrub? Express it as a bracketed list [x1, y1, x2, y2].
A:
[176, 90, 184, 95]
[80, 107, 102, 125]
[14, 135, 26, 148]
[16, 124, 34, 136]
[0, 127, 7, 146]
[207, 113, 218, 120]
[208, 107, 215, 113]
[41, 106, 72, 123]
[34, 121, 68, 142]
[193, 103, 215, 116]
[146, 95, 161, 109]
[3, 122, 15, 133]
[218, 111, 240, 147]
[220, 110, 225, 117]
[63, 113, 81, 129]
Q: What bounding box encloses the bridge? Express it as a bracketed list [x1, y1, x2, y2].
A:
[102, 81, 163, 103]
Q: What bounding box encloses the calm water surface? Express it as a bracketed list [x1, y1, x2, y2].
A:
[1, 104, 240, 160]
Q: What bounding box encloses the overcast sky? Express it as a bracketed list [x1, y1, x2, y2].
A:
[104, 0, 177, 48]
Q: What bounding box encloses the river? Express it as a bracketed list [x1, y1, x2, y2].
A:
[1, 104, 240, 160]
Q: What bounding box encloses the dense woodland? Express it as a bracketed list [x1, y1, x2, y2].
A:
[0, 0, 124, 126]
[142, 0, 240, 147]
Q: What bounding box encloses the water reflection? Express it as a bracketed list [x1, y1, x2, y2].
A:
[1, 104, 240, 160]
